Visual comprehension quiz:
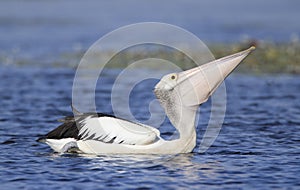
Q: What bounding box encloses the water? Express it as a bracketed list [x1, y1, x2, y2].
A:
[0, 67, 299, 189]
[1, 0, 299, 66]
[1, 0, 300, 189]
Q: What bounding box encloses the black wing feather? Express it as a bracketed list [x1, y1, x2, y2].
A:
[37, 112, 115, 142]
[37, 122, 79, 142]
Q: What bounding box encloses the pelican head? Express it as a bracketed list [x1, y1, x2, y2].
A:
[154, 46, 255, 140]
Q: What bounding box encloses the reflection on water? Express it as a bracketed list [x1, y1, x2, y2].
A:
[53, 152, 225, 188]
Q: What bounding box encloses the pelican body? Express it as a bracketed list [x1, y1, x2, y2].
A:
[37, 47, 255, 154]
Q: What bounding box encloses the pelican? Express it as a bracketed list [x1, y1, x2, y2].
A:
[37, 46, 255, 154]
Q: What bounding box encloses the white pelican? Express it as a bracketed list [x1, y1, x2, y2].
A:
[37, 46, 255, 154]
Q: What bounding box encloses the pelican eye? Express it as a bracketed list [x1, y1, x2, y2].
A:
[170, 74, 177, 80]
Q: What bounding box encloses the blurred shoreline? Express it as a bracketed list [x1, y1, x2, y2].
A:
[1, 1, 299, 74]
[1, 40, 299, 75]
[210, 40, 300, 74]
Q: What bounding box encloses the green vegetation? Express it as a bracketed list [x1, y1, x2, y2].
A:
[210, 41, 300, 74]
[64, 41, 300, 74]
[2, 41, 299, 74]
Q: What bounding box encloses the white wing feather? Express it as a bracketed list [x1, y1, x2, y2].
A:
[78, 117, 160, 145]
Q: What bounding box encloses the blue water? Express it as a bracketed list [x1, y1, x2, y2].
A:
[1, 0, 299, 66]
[0, 67, 299, 189]
[1, 0, 300, 189]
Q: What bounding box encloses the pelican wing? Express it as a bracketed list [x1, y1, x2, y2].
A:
[78, 117, 159, 145]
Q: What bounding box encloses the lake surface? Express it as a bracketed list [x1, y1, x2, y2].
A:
[0, 0, 300, 189]
[1, 0, 299, 66]
[0, 67, 299, 189]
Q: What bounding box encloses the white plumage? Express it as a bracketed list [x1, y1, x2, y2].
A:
[78, 117, 160, 145]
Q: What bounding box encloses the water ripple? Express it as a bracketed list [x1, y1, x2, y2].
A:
[0, 69, 299, 189]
